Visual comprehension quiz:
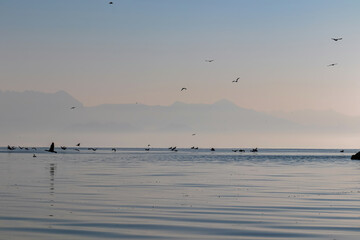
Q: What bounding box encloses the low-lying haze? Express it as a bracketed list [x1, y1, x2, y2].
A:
[2, 90, 360, 148]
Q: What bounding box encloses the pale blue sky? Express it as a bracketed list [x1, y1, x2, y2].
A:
[1, 0, 360, 114]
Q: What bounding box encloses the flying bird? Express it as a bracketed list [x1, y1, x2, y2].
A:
[181, 88, 187, 91]
[205, 59, 214, 62]
[76, 143, 80, 146]
[331, 38, 342, 41]
[88, 148, 97, 151]
[45, 142, 57, 153]
[70, 107, 76, 110]
[327, 63, 338, 67]
[232, 77, 240, 83]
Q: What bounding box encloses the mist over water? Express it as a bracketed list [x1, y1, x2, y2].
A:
[1, 148, 360, 239]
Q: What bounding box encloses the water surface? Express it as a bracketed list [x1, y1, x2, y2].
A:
[0, 148, 359, 239]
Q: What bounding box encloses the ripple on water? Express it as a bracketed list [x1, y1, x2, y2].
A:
[0, 149, 360, 239]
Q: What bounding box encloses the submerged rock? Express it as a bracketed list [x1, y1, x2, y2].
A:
[351, 151, 360, 160]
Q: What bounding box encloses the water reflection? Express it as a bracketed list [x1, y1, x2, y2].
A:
[49, 163, 56, 195]
[48, 163, 56, 218]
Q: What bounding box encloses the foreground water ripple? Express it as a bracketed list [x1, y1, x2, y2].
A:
[1, 148, 360, 239]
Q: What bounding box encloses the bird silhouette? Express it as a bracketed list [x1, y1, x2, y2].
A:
[211, 148, 215, 151]
[192, 133, 196, 136]
[88, 148, 97, 151]
[232, 77, 240, 83]
[33, 154, 37, 158]
[181, 88, 187, 91]
[327, 63, 337, 67]
[7, 145, 15, 150]
[109, 1, 113, 4]
[251, 148, 258, 152]
[70, 107, 76, 109]
[45, 142, 57, 153]
[112, 148, 116, 152]
[205, 59, 214, 62]
[74, 148, 80, 152]
[61, 146, 67, 150]
[331, 38, 342, 41]
[76, 143, 80, 146]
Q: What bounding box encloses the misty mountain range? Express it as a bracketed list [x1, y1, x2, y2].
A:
[1, 90, 360, 137]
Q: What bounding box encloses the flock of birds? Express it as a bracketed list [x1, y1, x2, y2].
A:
[327, 38, 343, 67]
[6, 24, 344, 157]
[6, 142, 260, 157]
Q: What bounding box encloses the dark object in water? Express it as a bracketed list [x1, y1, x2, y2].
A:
[340, 150, 344, 152]
[33, 154, 37, 158]
[7, 145, 15, 150]
[351, 152, 360, 160]
[251, 148, 258, 152]
[45, 142, 57, 153]
[211, 148, 215, 151]
[112, 148, 116, 152]
[61, 146, 67, 150]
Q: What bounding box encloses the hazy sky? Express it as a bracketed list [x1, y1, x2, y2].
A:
[1, 0, 360, 115]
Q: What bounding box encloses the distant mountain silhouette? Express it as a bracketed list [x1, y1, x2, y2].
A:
[2, 90, 360, 147]
[271, 109, 360, 132]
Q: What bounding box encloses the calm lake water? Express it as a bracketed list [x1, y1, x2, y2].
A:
[1, 148, 360, 240]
